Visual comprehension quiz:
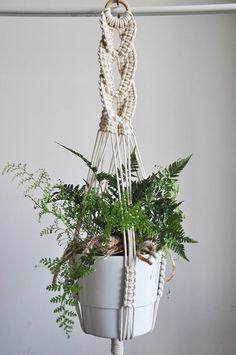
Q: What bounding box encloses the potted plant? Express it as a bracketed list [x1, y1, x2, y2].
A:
[2, 145, 195, 339]
[2, 1, 196, 352]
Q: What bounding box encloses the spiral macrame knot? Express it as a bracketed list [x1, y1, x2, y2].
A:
[99, 111, 117, 133]
[123, 266, 136, 307]
[118, 121, 133, 135]
[111, 339, 124, 355]
[157, 256, 166, 298]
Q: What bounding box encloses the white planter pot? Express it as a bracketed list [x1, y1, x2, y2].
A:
[78, 252, 162, 339]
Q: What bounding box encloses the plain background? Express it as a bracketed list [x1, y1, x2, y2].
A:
[0, 1, 236, 354]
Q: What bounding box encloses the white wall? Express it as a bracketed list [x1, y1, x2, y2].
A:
[0, 1, 236, 355]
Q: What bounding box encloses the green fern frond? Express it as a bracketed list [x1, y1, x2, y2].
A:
[182, 236, 198, 244]
[56, 142, 97, 174]
[168, 155, 192, 180]
[169, 242, 189, 261]
[40, 225, 55, 236]
[130, 148, 139, 176]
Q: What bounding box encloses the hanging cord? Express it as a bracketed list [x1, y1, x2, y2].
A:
[111, 339, 124, 355]
[98, 0, 140, 344]
[165, 250, 176, 282]
[92, 2, 175, 347]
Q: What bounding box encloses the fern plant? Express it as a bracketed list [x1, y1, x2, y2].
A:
[2, 146, 196, 337]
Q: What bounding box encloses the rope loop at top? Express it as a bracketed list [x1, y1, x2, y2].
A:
[104, 8, 132, 29]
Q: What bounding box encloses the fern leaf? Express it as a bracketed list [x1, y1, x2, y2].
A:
[182, 236, 198, 244]
[130, 148, 139, 176]
[56, 142, 97, 174]
[168, 155, 192, 179]
[171, 242, 189, 261]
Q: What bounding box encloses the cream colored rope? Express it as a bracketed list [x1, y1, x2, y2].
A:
[111, 339, 124, 355]
[98, 9, 137, 137]
[151, 252, 166, 330]
[77, 2, 165, 352]
[93, 3, 142, 343]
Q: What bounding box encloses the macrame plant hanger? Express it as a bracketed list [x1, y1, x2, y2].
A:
[75, 1, 166, 354]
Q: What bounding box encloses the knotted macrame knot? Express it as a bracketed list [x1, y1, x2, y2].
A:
[157, 256, 166, 297]
[118, 121, 133, 135]
[99, 112, 117, 133]
[123, 265, 136, 307]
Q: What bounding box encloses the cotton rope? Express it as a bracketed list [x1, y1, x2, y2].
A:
[111, 339, 124, 355]
[74, 1, 166, 354]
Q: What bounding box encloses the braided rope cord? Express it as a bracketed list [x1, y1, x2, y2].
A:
[76, 3, 166, 349]
[151, 252, 167, 330]
[98, 8, 141, 342]
[83, 8, 143, 342]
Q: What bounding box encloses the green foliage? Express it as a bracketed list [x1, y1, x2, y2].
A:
[130, 148, 139, 176]
[2, 146, 196, 337]
[40, 251, 96, 337]
[167, 155, 192, 180]
[131, 156, 195, 260]
[56, 142, 98, 174]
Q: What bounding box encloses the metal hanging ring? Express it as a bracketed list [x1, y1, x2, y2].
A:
[105, 0, 130, 12]
[116, 0, 120, 18]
